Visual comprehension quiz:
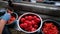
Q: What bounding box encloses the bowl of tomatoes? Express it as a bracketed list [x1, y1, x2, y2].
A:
[17, 12, 43, 33]
[42, 19, 60, 34]
[6, 12, 18, 25]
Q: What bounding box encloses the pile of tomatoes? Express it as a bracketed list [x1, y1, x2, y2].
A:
[20, 15, 41, 32]
[42, 22, 59, 34]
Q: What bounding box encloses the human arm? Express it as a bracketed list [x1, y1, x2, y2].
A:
[0, 13, 11, 34]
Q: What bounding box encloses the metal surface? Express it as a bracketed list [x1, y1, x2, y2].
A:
[0, 1, 8, 8]
[1, 1, 60, 17]
[12, 2, 60, 17]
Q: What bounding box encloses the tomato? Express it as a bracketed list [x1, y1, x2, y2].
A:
[35, 18, 40, 23]
[7, 16, 15, 24]
[31, 28, 36, 32]
[20, 24, 25, 29]
[24, 20, 32, 26]
[25, 26, 33, 32]
[24, 20, 29, 23]
[23, 23, 28, 28]
[21, 18, 25, 22]
[27, 16, 33, 21]
[12, 17, 15, 20]
[9, 16, 15, 21]
[27, 21, 32, 27]
[33, 16, 37, 19]
[34, 25, 38, 29]
[25, 16, 28, 20]
[26, 26, 32, 31]
[31, 20, 36, 25]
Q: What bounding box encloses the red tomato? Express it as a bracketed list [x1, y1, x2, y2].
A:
[34, 25, 38, 29]
[29, 26, 33, 30]
[35, 18, 40, 23]
[31, 28, 36, 32]
[12, 17, 15, 20]
[33, 16, 37, 19]
[7, 16, 15, 24]
[10, 16, 15, 21]
[24, 20, 30, 23]
[20, 23, 27, 29]
[24, 20, 32, 26]
[33, 17, 40, 23]
[27, 16, 33, 21]
[9, 17, 13, 21]
[27, 21, 32, 27]
[25, 16, 28, 20]
[25, 26, 32, 31]
[25, 28, 29, 31]
[23, 23, 28, 28]
[21, 18, 25, 22]
[20, 24, 25, 29]
[31, 20, 36, 25]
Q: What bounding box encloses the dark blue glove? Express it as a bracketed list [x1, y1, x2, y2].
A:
[2, 13, 11, 21]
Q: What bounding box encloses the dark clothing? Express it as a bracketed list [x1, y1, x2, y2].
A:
[2, 26, 11, 34]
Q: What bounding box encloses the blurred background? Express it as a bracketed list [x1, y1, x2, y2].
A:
[0, 0, 60, 34]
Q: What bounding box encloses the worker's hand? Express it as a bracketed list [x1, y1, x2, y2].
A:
[2, 13, 11, 21]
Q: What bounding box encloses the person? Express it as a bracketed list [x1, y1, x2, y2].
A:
[0, 13, 11, 34]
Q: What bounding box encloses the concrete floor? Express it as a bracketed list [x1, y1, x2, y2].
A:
[10, 28, 26, 34]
